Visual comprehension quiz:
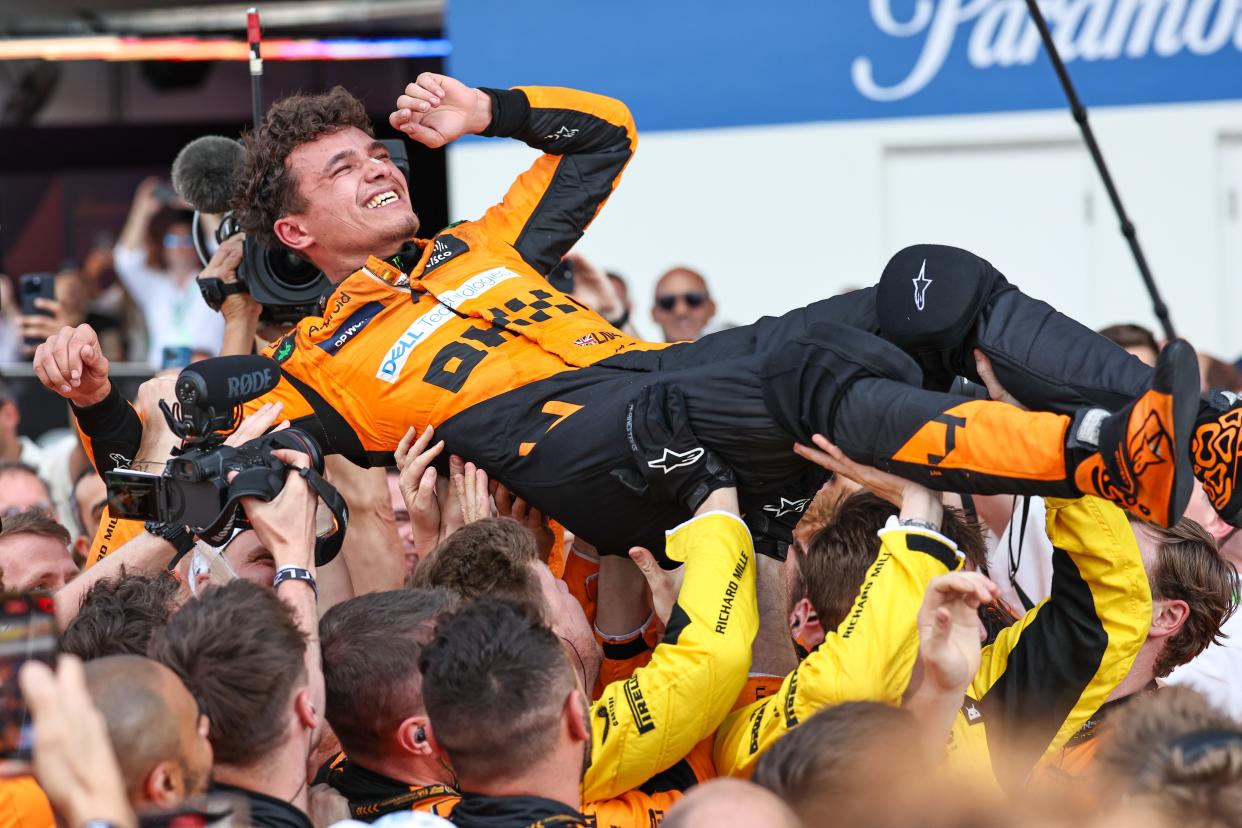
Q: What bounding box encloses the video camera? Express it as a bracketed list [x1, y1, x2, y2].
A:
[104, 355, 349, 566]
[171, 135, 411, 325]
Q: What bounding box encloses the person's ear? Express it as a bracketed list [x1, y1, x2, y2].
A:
[1150, 598, 1190, 640]
[73, 535, 91, 562]
[397, 715, 436, 757]
[295, 688, 319, 731]
[420, 721, 450, 763]
[705, 297, 717, 317]
[790, 597, 824, 649]
[143, 760, 181, 808]
[274, 216, 314, 253]
[565, 689, 590, 743]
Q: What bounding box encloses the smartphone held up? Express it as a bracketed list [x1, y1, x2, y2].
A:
[0, 593, 58, 769]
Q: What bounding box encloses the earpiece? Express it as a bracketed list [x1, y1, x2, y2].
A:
[415, 726, 427, 743]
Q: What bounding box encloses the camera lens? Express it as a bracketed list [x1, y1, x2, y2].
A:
[265, 246, 322, 289]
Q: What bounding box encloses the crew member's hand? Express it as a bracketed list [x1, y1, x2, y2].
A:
[199, 235, 260, 324]
[628, 546, 684, 626]
[19, 298, 73, 354]
[452, 459, 491, 525]
[917, 572, 998, 693]
[130, 375, 181, 472]
[307, 783, 351, 828]
[395, 425, 447, 557]
[237, 449, 317, 571]
[794, 435, 942, 527]
[32, 324, 112, 407]
[225, 401, 288, 448]
[19, 656, 137, 828]
[132, 375, 177, 423]
[493, 482, 555, 561]
[611, 384, 737, 514]
[565, 252, 624, 322]
[389, 72, 491, 149]
[973, 350, 1026, 409]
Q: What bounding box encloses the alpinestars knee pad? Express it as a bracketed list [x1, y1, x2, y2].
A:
[875, 244, 1000, 389]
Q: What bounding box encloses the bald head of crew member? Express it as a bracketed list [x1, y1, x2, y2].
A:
[663, 778, 799, 828]
[83, 655, 213, 812]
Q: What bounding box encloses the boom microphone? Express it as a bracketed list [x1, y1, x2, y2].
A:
[171, 135, 244, 214]
[176, 355, 281, 414]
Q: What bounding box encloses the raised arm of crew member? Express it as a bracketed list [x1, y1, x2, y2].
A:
[940, 354, 1155, 789]
[904, 571, 997, 760]
[714, 436, 965, 778]
[199, 235, 262, 358]
[237, 447, 326, 756]
[583, 384, 754, 802]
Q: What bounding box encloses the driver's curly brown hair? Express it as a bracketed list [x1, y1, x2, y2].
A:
[234, 85, 373, 249]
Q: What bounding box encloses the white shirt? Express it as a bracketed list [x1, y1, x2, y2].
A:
[985, 496, 1055, 612]
[113, 244, 224, 368]
[20, 433, 80, 531]
[1167, 609, 1242, 721]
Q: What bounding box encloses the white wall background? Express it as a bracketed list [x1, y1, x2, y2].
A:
[449, 99, 1242, 359]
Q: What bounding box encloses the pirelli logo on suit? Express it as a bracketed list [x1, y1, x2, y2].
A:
[623, 675, 656, 734]
[749, 704, 766, 755]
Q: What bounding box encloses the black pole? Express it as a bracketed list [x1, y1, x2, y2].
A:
[1022, 0, 1176, 340]
[247, 8, 264, 130]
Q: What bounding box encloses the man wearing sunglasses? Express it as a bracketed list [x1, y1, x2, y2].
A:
[652, 267, 716, 343]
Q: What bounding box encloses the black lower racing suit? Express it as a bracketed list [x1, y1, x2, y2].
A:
[428, 242, 1159, 556]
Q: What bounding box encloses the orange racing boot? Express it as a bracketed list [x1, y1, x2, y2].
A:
[1072, 339, 1199, 527]
[1192, 389, 1242, 527]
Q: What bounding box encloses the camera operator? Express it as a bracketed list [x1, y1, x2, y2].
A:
[197, 235, 264, 360]
[51, 381, 353, 630]
[150, 447, 325, 828]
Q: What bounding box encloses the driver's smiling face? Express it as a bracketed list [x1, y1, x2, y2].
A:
[284, 126, 418, 265]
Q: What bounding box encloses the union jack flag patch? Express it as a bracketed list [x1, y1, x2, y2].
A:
[574, 334, 599, 347]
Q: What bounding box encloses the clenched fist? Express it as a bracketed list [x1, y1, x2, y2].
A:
[32, 324, 112, 407]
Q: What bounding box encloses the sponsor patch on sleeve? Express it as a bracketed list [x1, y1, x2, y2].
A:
[316, 301, 384, 356]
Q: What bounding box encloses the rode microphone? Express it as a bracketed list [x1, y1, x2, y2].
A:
[171, 135, 244, 215]
[162, 355, 282, 442]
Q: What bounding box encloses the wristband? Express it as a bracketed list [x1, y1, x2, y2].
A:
[145, 521, 196, 560]
[197, 276, 248, 311]
[273, 565, 318, 599]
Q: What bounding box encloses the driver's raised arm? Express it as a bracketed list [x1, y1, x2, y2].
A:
[393, 73, 637, 275]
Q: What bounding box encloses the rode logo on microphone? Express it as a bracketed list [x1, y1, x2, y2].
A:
[228, 368, 273, 400]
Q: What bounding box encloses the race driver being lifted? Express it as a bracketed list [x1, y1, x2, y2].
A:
[41, 73, 1238, 559]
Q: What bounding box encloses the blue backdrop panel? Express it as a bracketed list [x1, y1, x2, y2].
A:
[447, 0, 1242, 131]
